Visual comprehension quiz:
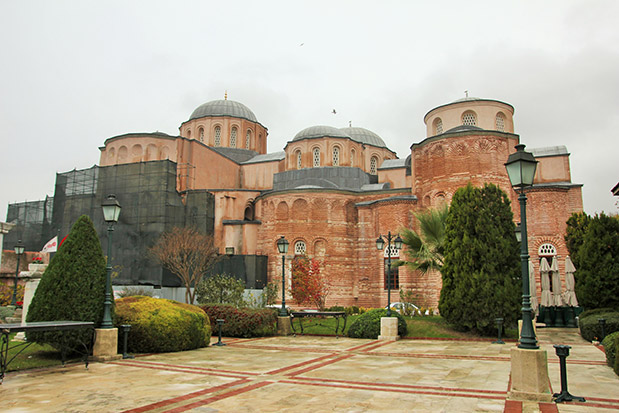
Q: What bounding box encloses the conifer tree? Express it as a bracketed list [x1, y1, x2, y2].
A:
[438, 183, 521, 335]
[27, 215, 109, 350]
[573, 213, 619, 309]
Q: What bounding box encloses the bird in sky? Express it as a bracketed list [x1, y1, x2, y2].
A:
[332, 109, 337, 114]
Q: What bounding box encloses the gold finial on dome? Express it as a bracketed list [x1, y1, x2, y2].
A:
[224, 91, 228, 100]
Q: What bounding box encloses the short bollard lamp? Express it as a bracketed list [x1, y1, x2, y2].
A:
[213, 319, 226, 346]
[553, 345, 585, 403]
[493, 318, 505, 344]
[11, 240, 25, 306]
[101, 194, 121, 329]
[276, 236, 289, 317]
[505, 144, 539, 350]
[120, 325, 134, 359]
[376, 232, 403, 317]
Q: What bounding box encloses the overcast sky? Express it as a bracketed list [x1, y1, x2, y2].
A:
[1, 0, 618, 221]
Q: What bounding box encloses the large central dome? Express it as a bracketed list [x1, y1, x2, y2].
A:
[339, 127, 387, 148]
[189, 99, 258, 122]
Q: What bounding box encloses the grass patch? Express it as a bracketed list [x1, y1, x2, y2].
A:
[290, 314, 518, 340]
[4, 334, 81, 372]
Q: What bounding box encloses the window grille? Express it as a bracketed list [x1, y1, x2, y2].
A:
[332, 147, 340, 166]
[313, 148, 320, 167]
[230, 127, 237, 147]
[294, 241, 306, 255]
[214, 126, 221, 146]
[462, 111, 477, 126]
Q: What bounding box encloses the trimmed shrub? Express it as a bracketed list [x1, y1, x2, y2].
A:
[347, 308, 407, 339]
[578, 310, 619, 342]
[615, 335, 619, 376]
[26, 215, 108, 351]
[115, 296, 210, 353]
[201, 304, 277, 338]
[602, 331, 619, 367]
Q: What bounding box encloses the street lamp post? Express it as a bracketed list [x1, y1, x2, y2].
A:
[11, 240, 25, 306]
[276, 236, 289, 317]
[101, 194, 121, 329]
[376, 232, 403, 317]
[505, 144, 539, 350]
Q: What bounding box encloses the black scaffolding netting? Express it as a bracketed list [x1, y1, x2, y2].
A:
[4, 160, 218, 287]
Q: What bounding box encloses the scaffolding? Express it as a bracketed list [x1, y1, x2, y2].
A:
[4, 160, 215, 287]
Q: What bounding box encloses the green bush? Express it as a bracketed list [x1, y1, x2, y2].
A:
[347, 308, 407, 339]
[578, 310, 619, 342]
[615, 335, 619, 376]
[602, 331, 619, 367]
[115, 296, 210, 353]
[200, 304, 277, 338]
[196, 273, 245, 307]
[27, 215, 108, 351]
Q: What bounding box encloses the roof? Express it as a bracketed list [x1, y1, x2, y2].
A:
[209, 147, 258, 163]
[242, 151, 286, 164]
[292, 125, 388, 148]
[530, 146, 569, 158]
[293, 125, 350, 141]
[378, 159, 406, 170]
[339, 127, 387, 148]
[444, 125, 484, 134]
[189, 99, 258, 122]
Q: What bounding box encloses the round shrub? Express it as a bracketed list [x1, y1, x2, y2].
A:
[200, 304, 277, 337]
[578, 310, 619, 342]
[115, 296, 211, 353]
[347, 308, 407, 339]
[602, 331, 619, 367]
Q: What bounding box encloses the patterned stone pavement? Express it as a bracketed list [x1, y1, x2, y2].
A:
[2, 328, 618, 412]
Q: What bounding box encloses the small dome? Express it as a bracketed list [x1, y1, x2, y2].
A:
[189, 99, 257, 122]
[339, 127, 387, 148]
[293, 125, 350, 141]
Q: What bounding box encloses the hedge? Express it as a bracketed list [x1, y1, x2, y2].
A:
[200, 304, 277, 338]
[115, 296, 210, 353]
[601, 331, 619, 368]
[578, 310, 619, 342]
[347, 308, 407, 339]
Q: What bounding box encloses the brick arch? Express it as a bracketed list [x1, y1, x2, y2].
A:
[311, 198, 328, 221]
[531, 235, 565, 259]
[475, 138, 499, 152]
[344, 201, 357, 224]
[313, 238, 327, 257]
[292, 198, 309, 217]
[448, 142, 467, 156]
[330, 199, 343, 219]
[276, 201, 289, 221]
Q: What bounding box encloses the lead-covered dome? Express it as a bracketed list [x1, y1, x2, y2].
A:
[339, 127, 387, 148]
[293, 125, 350, 141]
[189, 99, 258, 122]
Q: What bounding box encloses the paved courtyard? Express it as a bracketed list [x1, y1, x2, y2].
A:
[2, 328, 618, 412]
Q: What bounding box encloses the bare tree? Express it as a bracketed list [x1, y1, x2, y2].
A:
[150, 227, 221, 304]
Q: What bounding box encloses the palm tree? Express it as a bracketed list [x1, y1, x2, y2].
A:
[394, 204, 448, 275]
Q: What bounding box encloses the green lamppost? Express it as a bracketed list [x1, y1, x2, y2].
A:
[505, 144, 539, 350]
[101, 194, 121, 329]
[11, 240, 25, 306]
[276, 236, 289, 317]
[376, 232, 403, 317]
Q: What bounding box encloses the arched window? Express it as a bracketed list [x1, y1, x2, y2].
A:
[434, 118, 443, 135]
[187, 130, 192, 139]
[462, 111, 477, 126]
[495, 112, 505, 132]
[198, 127, 204, 142]
[230, 127, 237, 147]
[332, 146, 340, 166]
[538, 243, 557, 256]
[350, 149, 355, 167]
[214, 126, 221, 146]
[294, 241, 306, 255]
[296, 150, 302, 169]
[313, 148, 321, 167]
[246, 130, 251, 149]
[370, 156, 378, 174]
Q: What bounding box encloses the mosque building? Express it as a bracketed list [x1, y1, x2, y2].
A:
[4, 95, 583, 309]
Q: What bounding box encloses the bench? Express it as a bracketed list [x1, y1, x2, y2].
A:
[290, 311, 347, 338]
[0, 321, 95, 383]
